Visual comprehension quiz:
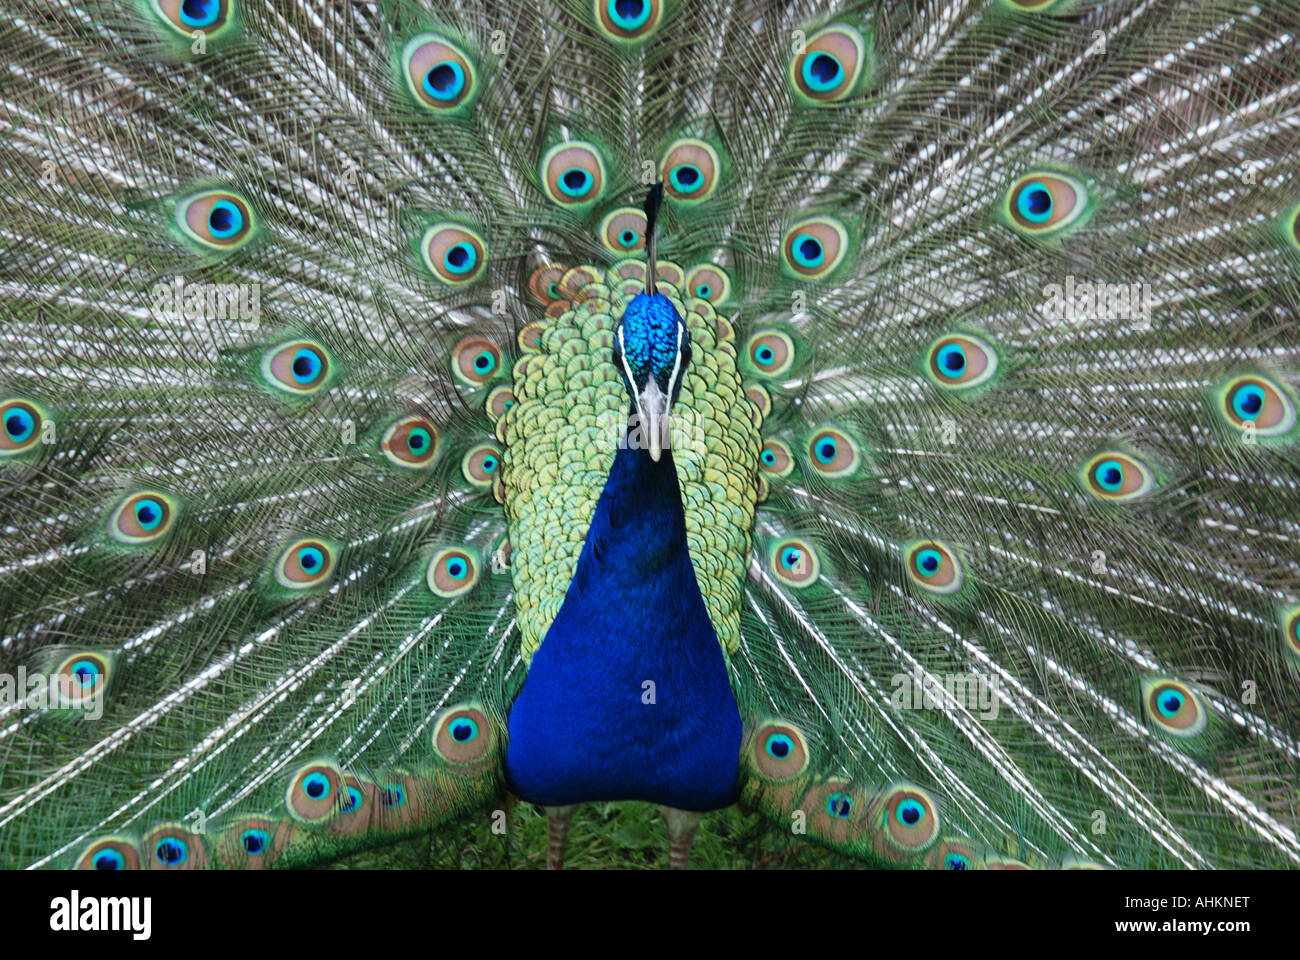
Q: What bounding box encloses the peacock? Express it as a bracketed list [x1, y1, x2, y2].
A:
[1, 0, 1298, 873]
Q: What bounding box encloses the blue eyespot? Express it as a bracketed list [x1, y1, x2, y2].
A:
[133, 498, 163, 531]
[240, 829, 268, 854]
[408, 427, 431, 453]
[559, 168, 593, 197]
[451, 718, 479, 742]
[1157, 690, 1184, 718]
[423, 61, 466, 102]
[155, 838, 188, 866]
[945, 853, 970, 870]
[791, 234, 824, 268]
[764, 733, 793, 759]
[781, 547, 802, 570]
[756, 346, 775, 366]
[916, 549, 941, 577]
[5, 408, 34, 442]
[895, 798, 926, 826]
[1094, 459, 1124, 492]
[94, 849, 125, 870]
[826, 792, 852, 818]
[608, 0, 650, 30]
[382, 784, 406, 808]
[207, 200, 243, 239]
[619, 229, 639, 247]
[761, 450, 776, 465]
[180, 0, 220, 29]
[303, 772, 331, 800]
[443, 241, 478, 275]
[339, 785, 363, 814]
[1016, 183, 1053, 223]
[481, 455, 498, 473]
[291, 348, 323, 384]
[1231, 383, 1265, 421]
[936, 343, 966, 377]
[669, 164, 702, 194]
[802, 52, 843, 92]
[473, 350, 496, 374]
[297, 546, 323, 572]
[815, 438, 837, 463]
[445, 557, 468, 580]
[70, 660, 101, 689]
[695, 284, 711, 298]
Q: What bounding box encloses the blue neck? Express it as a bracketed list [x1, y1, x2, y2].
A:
[505, 437, 742, 810]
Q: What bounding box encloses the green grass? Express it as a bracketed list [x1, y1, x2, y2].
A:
[326, 800, 868, 869]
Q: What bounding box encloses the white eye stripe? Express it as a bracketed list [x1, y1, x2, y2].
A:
[665, 321, 685, 403]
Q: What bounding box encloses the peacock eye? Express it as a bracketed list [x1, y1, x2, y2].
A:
[275, 539, 334, 589]
[382, 415, 440, 469]
[660, 139, 720, 202]
[110, 491, 177, 544]
[542, 142, 606, 206]
[870, 785, 940, 858]
[806, 427, 860, 478]
[402, 34, 476, 112]
[462, 442, 503, 487]
[149, 0, 233, 38]
[904, 540, 964, 595]
[1216, 374, 1296, 437]
[432, 705, 493, 765]
[486, 386, 517, 421]
[0, 398, 44, 455]
[789, 24, 867, 104]
[154, 838, 188, 867]
[1004, 171, 1089, 237]
[1081, 451, 1155, 502]
[1281, 607, 1300, 665]
[287, 762, 343, 823]
[240, 829, 268, 854]
[781, 216, 848, 278]
[771, 537, 821, 587]
[54, 651, 111, 704]
[262, 339, 333, 396]
[427, 547, 480, 597]
[1143, 679, 1207, 738]
[758, 439, 794, 477]
[422, 223, 488, 285]
[925, 333, 999, 389]
[746, 330, 795, 377]
[528, 263, 569, 303]
[382, 784, 406, 807]
[595, 0, 663, 42]
[451, 335, 502, 385]
[75, 838, 141, 871]
[945, 853, 970, 870]
[175, 189, 255, 251]
[751, 721, 810, 780]
[825, 792, 853, 818]
[600, 208, 647, 254]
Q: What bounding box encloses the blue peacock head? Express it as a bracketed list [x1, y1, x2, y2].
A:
[613, 182, 691, 461]
[614, 292, 691, 461]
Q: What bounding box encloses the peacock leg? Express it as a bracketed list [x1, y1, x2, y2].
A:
[661, 806, 702, 870]
[544, 804, 579, 870]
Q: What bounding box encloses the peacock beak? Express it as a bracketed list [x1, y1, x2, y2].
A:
[637, 377, 671, 462]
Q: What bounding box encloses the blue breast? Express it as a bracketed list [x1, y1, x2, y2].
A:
[504, 444, 742, 810]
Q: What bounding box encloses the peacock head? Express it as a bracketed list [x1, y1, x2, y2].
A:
[614, 291, 691, 462]
[611, 180, 691, 462]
